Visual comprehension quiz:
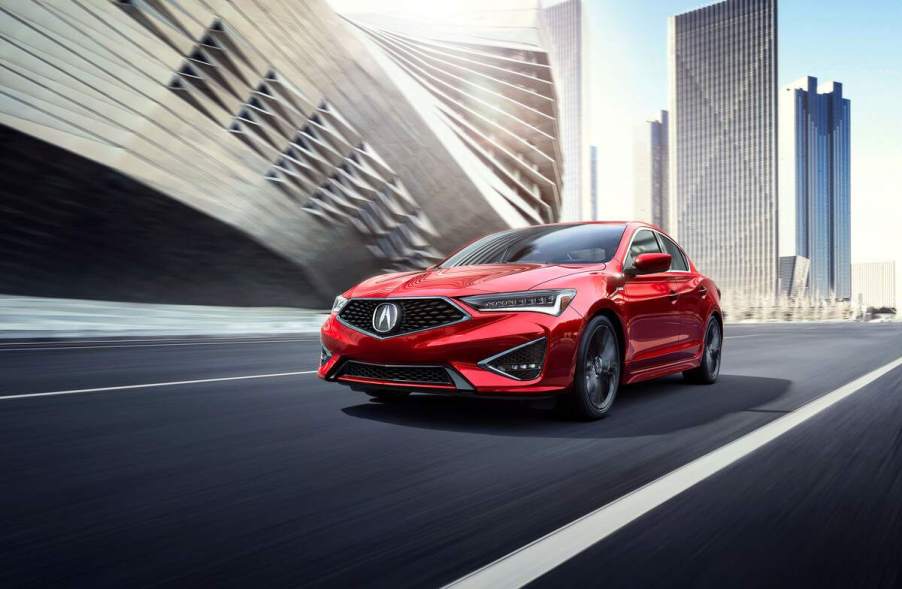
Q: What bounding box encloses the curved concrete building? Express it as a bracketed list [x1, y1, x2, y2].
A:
[0, 0, 563, 306]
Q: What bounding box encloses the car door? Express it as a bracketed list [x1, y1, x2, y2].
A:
[656, 232, 704, 361]
[621, 228, 682, 370]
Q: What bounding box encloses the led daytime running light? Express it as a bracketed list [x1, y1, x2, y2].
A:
[461, 289, 576, 316]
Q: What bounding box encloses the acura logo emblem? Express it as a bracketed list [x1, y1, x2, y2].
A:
[372, 302, 400, 334]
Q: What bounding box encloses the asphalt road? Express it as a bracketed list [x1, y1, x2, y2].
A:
[1, 323, 900, 588]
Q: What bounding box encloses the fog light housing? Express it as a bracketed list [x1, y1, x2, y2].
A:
[320, 344, 332, 366]
[479, 337, 546, 380]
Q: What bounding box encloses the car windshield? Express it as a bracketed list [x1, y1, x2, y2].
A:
[439, 224, 627, 267]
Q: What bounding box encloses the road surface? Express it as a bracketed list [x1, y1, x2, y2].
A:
[1, 323, 900, 588]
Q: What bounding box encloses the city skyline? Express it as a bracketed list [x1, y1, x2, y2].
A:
[585, 0, 901, 307]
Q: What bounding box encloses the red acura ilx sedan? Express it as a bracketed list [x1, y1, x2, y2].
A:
[319, 222, 722, 419]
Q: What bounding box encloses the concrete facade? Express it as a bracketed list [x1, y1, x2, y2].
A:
[778, 255, 811, 299]
[0, 0, 564, 305]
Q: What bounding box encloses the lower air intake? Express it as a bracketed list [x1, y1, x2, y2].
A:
[481, 338, 546, 380]
[338, 362, 452, 385]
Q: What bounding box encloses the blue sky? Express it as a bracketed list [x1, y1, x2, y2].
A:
[587, 0, 902, 279]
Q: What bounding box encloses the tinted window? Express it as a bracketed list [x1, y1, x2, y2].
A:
[624, 229, 661, 268]
[440, 224, 626, 267]
[658, 234, 689, 271]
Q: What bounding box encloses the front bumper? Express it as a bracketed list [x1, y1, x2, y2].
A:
[319, 301, 583, 396]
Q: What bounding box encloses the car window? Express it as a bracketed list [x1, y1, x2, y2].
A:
[658, 234, 689, 271]
[625, 229, 661, 268]
[440, 224, 626, 267]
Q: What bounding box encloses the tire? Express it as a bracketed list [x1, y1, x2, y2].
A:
[683, 316, 722, 384]
[558, 315, 621, 420]
[365, 390, 411, 402]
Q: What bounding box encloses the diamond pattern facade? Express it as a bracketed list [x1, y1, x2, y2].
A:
[669, 0, 778, 297]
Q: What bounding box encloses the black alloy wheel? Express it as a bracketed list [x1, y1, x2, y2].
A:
[683, 316, 722, 384]
[560, 315, 621, 420]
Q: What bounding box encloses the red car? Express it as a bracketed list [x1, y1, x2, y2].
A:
[319, 222, 722, 419]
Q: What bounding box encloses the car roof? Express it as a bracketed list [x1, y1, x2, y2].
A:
[525, 220, 668, 234]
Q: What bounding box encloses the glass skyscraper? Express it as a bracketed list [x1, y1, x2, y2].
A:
[669, 0, 778, 296]
[779, 77, 852, 300]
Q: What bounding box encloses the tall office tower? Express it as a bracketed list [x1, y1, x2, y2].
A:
[590, 145, 599, 219]
[542, 0, 589, 220]
[852, 262, 897, 309]
[669, 0, 778, 296]
[779, 77, 851, 300]
[633, 111, 669, 230]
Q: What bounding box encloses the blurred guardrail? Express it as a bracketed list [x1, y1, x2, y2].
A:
[0, 295, 328, 339]
[1, 291, 888, 340]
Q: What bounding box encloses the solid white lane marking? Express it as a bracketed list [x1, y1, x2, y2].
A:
[0, 338, 320, 352]
[444, 355, 902, 589]
[0, 371, 318, 400]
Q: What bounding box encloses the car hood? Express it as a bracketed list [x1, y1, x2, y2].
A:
[347, 263, 604, 298]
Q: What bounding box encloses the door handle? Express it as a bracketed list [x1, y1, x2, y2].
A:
[698, 286, 708, 298]
[669, 289, 679, 303]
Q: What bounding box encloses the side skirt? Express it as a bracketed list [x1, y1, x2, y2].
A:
[622, 358, 700, 385]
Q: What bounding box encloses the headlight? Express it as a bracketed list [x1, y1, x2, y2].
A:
[460, 289, 576, 316]
[332, 295, 349, 314]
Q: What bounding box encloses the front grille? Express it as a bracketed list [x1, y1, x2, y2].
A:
[338, 298, 466, 337]
[481, 338, 546, 380]
[337, 362, 452, 385]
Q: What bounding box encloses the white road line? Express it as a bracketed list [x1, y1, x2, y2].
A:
[0, 370, 318, 401]
[444, 355, 902, 589]
[723, 334, 766, 339]
[0, 339, 320, 352]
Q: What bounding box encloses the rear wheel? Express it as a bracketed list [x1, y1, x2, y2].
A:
[558, 316, 621, 420]
[364, 390, 411, 402]
[683, 317, 722, 384]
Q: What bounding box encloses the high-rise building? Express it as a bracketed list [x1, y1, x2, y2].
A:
[633, 111, 669, 230]
[590, 144, 599, 219]
[778, 255, 811, 299]
[0, 0, 564, 306]
[669, 0, 778, 296]
[852, 262, 897, 309]
[779, 77, 851, 300]
[542, 0, 589, 221]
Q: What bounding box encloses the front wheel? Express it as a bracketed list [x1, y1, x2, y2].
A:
[683, 316, 722, 384]
[558, 316, 621, 420]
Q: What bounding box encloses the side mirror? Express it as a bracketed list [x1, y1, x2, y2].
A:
[627, 252, 671, 275]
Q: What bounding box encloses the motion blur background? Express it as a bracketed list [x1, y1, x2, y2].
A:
[1, 0, 899, 337]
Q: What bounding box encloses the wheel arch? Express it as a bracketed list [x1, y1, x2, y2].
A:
[586, 305, 627, 368]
